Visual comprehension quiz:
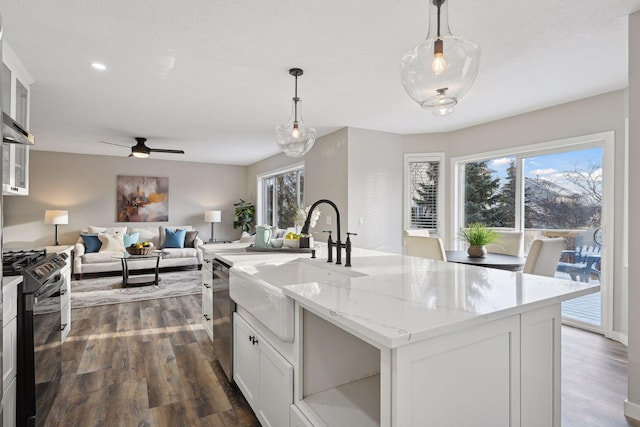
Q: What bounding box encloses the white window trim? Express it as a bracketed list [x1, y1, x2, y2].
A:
[256, 161, 305, 227]
[450, 131, 615, 338]
[404, 152, 445, 240]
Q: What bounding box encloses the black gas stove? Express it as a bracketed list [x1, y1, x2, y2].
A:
[16, 250, 69, 427]
[2, 249, 48, 276]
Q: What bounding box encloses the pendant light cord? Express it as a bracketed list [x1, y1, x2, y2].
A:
[436, 0, 442, 38]
[293, 74, 299, 123]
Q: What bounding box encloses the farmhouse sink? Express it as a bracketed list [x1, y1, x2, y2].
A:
[230, 259, 365, 342]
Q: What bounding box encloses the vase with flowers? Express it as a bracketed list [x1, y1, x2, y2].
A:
[460, 223, 500, 258]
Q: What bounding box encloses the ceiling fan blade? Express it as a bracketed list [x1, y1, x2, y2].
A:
[99, 140, 130, 148]
[148, 148, 185, 154]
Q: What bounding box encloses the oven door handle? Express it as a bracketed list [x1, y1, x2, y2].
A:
[35, 274, 64, 300]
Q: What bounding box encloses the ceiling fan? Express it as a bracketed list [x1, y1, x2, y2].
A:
[99, 137, 185, 158]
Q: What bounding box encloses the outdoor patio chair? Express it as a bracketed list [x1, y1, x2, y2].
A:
[556, 245, 602, 282]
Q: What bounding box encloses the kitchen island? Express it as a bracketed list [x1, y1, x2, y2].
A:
[225, 246, 597, 427]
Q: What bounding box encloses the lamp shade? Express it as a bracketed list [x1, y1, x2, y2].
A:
[204, 210, 221, 223]
[44, 210, 69, 225]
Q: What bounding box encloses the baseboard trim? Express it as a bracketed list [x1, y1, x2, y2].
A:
[624, 400, 640, 421]
[609, 331, 629, 346]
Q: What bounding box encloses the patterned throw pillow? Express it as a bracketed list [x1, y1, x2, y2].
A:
[184, 230, 199, 248]
[98, 232, 126, 253]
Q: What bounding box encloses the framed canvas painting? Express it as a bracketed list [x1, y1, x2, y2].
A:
[117, 175, 169, 222]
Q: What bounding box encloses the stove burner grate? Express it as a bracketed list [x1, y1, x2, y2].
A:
[2, 249, 48, 276]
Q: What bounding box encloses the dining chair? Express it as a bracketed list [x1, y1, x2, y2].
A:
[485, 230, 524, 257]
[403, 229, 431, 237]
[522, 238, 565, 277]
[404, 236, 447, 261]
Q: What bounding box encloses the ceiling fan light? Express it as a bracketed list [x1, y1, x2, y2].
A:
[400, 0, 480, 115]
[276, 68, 316, 158]
[131, 144, 150, 158]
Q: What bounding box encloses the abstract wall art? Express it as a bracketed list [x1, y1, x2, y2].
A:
[116, 175, 169, 222]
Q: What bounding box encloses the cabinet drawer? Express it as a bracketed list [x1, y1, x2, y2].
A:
[2, 316, 17, 395]
[2, 280, 18, 327]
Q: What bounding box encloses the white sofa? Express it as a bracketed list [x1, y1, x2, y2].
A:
[73, 225, 204, 279]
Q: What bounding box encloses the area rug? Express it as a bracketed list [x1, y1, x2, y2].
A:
[71, 270, 201, 308]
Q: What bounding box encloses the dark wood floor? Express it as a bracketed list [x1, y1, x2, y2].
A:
[47, 295, 640, 426]
[562, 326, 640, 427]
[47, 295, 260, 426]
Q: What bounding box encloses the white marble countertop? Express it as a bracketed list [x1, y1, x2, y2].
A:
[3, 275, 23, 288]
[274, 253, 599, 349]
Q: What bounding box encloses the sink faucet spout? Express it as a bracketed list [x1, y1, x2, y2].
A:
[301, 199, 342, 264]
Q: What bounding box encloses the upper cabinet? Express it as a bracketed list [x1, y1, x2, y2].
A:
[2, 42, 34, 196]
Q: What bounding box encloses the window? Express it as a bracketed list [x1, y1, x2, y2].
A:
[258, 164, 304, 229]
[462, 156, 516, 228]
[453, 132, 614, 332]
[404, 153, 444, 236]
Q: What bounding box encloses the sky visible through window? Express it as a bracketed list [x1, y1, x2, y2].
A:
[488, 147, 602, 193]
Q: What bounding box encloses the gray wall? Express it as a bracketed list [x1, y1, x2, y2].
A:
[627, 9, 640, 415]
[247, 128, 349, 241]
[347, 127, 404, 253]
[3, 151, 248, 247]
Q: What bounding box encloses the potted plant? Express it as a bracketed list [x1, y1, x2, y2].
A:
[460, 223, 500, 258]
[233, 199, 255, 234]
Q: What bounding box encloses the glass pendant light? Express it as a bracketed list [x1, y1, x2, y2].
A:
[400, 0, 480, 116]
[275, 68, 316, 157]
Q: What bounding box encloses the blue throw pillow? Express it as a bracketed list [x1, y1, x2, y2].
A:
[163, 228, 187, 248]
[81, 234, 102, 253]
[123, 232, 140, 247]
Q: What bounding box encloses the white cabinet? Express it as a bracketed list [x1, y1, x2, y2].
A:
[234, 312, 293, 427]
[2, 143, 29, 195]
[2, 277, 20, 427]
[201, 258, 214, 340]
[2, 43, 33, 196]
[293, 303, 562, 427]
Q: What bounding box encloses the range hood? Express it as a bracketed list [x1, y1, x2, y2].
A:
[2, 112, 35, 145]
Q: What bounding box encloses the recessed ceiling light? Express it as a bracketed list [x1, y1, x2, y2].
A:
[91, 62, 106, 71]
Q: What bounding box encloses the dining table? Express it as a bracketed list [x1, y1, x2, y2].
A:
[445, 250, 525, 271]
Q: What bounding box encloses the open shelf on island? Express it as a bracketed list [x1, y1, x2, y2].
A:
[304, 374, 380, 426]
[300, 309, 381, 426]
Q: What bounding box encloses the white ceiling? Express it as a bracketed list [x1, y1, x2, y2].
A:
[0, 0, 637, 166]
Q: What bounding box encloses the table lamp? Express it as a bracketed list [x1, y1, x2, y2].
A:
[44, 209, 68, 246]
[204, 210, 221, 243]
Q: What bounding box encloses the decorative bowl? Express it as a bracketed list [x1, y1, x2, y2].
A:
[126, 244, 154, 255]
[270, 238, 284, 249]
[284, 239, 300, 249]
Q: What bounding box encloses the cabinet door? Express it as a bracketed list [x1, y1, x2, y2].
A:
[258, 338, 293, 427]
[233, 313, 260, 410]
[2, 377, 16, 427]
[2, 143, 29, 195]
[2, 317, 17, 395]
[201, 290, 213, 340]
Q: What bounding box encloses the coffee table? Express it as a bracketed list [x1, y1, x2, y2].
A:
[112, 251, 163, 287]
